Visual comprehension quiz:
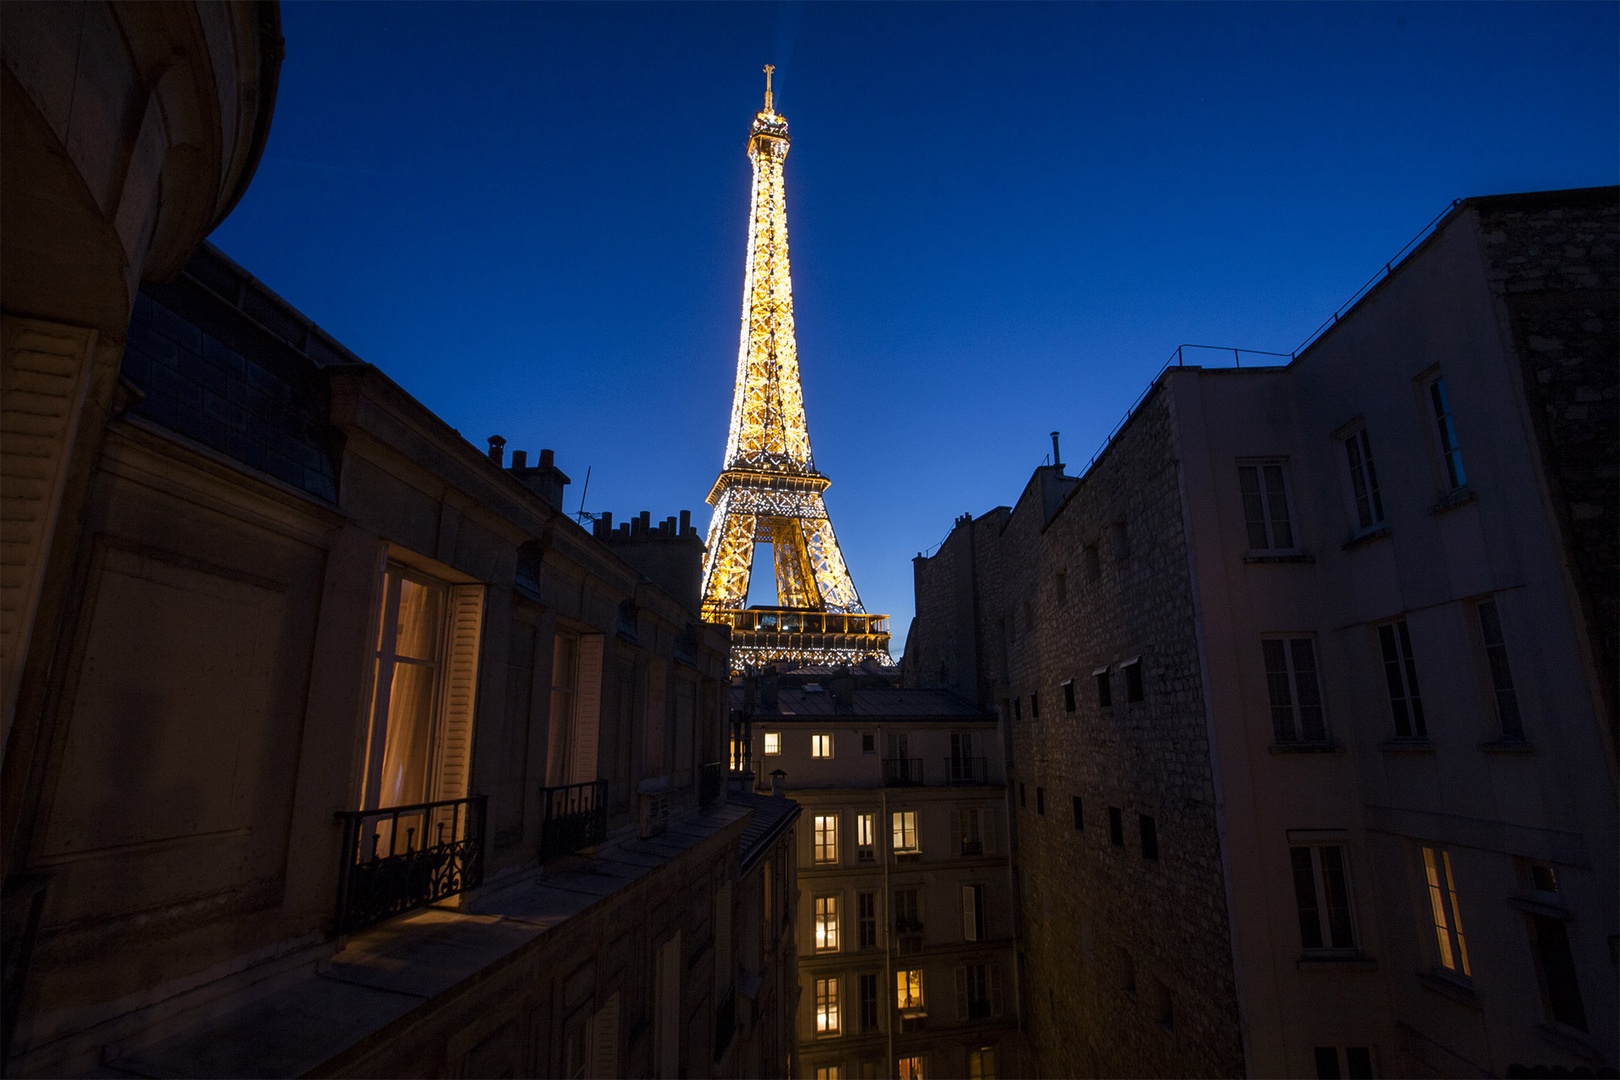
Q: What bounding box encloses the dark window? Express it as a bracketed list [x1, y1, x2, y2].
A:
[1315, 1047, 1373, 1079]
[1062, 680, 1075, 712]
[862, 733, 875, 753]
[1029, 692, 1039, 718]
[1531, 913, 1588, 1031]
[1429, 377, 1467, 490]
[1013, 697, 1021, 723]
[858, 891, 878, 949]
[1108, 807, 1124, 846]
[1291, 846, 1356, 951]
[1018, 783, 1026, 808]
[1377, 620, 1426, 738]
[1110, 520, 1130, 561]
[1096, 669, 1112, 708]
[1314, 1047, 1340, 1080]
[1036, 787, 1045, 815]
[1083, 544, 1100, 582]
[859, 972, 880, 1032]
[1055, 570, 1067, 603]
[1154, 978, 1174, 1031]
[1071, 796, 1083, 831]
[1139, 814, 1158, 861]
[1344, 426, 1385, 530]
[1123, 660, 1144, 703]
[1264, 637, 1327, 743]
[1477, 599, 1523, 739]
[1239, 462, 1295, 550]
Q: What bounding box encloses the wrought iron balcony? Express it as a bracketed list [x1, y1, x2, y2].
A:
[882, 757, 924, 786]
[334, 795, 487, 935]
[700, 761, 724, 806]
[945, 756, 988, 784]
[539, 779, 607, 861]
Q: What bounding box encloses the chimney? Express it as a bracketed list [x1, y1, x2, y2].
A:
[770, 769, 787, 797]
[511, 449, 528, 470]
[487, 434, 506, 466]
[1050, 431, 1062, 468]
[539, 448, 554, 468]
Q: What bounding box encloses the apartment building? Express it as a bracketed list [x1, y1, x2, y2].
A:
[903, 187, 1618, 1078]
[732, 669, 1021, 1080]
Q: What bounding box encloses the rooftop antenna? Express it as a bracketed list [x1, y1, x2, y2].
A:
[575, 465, 593, 526]
[763, 63, 775, 112]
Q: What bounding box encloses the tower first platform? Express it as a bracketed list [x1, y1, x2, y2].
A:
[698, 68, 891, 672]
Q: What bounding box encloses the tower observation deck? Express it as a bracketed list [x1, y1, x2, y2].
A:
[699, 67, 891, 673]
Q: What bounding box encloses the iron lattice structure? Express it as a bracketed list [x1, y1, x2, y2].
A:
[699, 69, 891, 672]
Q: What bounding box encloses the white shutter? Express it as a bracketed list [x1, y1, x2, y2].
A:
[955, 965, 969, 1021]
[590, 992, 619, 1079]
[435, 584, 485, 801]
[569, 633, 604, 784]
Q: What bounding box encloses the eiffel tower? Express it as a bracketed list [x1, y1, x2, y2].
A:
[699, 67, 891, 673]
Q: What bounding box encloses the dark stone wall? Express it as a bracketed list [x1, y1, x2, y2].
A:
[1477, 188, 1620, 744]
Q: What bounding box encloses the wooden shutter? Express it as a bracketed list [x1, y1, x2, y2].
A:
[435, 584, 485, 801]
[955, 965, 969, 1021]
[590, 992, 619, 1079]
[990, 963, 1004, 1016]
[570, 633, 604, 784]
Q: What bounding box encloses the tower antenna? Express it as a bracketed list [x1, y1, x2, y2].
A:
[763, 64, 775, 112]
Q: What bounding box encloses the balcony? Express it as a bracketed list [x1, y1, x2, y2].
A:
[539, 779, 607, 861]
[883, 757, 924, 786]
[333, 795, 487, 935]
[945, 756, 987, 784]
[700, 761, 724, 807]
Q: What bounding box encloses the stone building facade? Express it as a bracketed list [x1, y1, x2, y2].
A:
[904, 186, 1618, 1078]
[733, 669, 1022, 1080]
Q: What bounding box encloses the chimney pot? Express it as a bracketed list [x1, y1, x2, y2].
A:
[1050, 431, 1062, 467]
[511, 450, 528, 470]
[539, 448, 555, 468]
[487, 435, 506, 465]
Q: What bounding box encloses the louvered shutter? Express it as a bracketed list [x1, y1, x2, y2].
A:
[570, 633, 604, 784]
[435, 584, 485, 801]
[591, 992, 619, 1079]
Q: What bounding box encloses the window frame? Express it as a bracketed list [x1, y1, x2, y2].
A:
[1424, 374, 1468, 492]
[857, 891, 878, 950]
[1376, 619, 1426, 739]
[1122, 657, 1144, 703]
[1341, 423, 1386, 532]
[762, 730, 781, 756]
[1263, 635, 1329, 745]
[1094, 666, 1112, 709]
[1474, 598, 1524, 740]
[811, 732, 834, 759]
[1291, 844, 1358, 954]
[961, 883, 986, 942]
[812, 813, 840, 865]
[895, 967, 926, 1015]
[891, 809, 920, 857]
[1237, 459, 1298, 552]
[814, 893, 841, 953]
[1421, 844, 1471, 980]
[855, 811, 877, 862]
[815, 976, 843, 1037]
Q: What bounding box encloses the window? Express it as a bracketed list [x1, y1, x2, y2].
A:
[815, 977, 842, 1036]
[1139, 814, 1159, 861]
[1376, 620, 1426, 739]
[1123, 658, 1144, 703]
[1314, 1046, 1374, 1079]
[894, 888, 922, 952]
[895, 968, 925, 1015]
[1422, 845, 1470, 978]
[1476, 599, 1524, 739]
[813, 814, 839, 864]
[1524, 867, 1587, 1030]
[1263, 637, 1327, 744]
[857, 892, 878, 949]
[815, 895, 841, 952]
[1095, 666, 1112, 708]
[815, 1068, 841, 1080]
[1292, 845, 1356, 952]
[1343, 426, 1385, 530]
[1035, 787, 1045, 815]
[892, 810, 919, 857]
[898, 1056, 925, 1080]
[1062, 679, 1075, 712]
[856, 812, 876, 862]
[812, 732, 834, 758]
[967, 1046, 997, 1080]
[1071, 796, 1084, 831]
[957, 807, 983, 855]
[1110, 519, 1130, 561]
[1428, 376, 1467, 490]
[763, 731, 781, 755]
[1026, 691, 1038, 719]
[957, 963, 1001, 1020]
[362, 563, 485, 811]
[962, 884, 985, 941]
[858, 972, 879, 1031]
[1083, 543, 1100, 582]
[1239, 462, 1296, 550]
[862, 733, 875, 754]
[1055, 569, 1067, 603]
[1012, 697, 1021, 723]
[1108, 806, 1124, 846]
[949, 732, 976, 782]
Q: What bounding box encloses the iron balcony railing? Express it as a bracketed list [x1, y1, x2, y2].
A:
[945, 756, 988, 784]
[883, 757, 924, 786]
[700, 761, 724, 807]
[539, 779, 607, 861]
[334, 795, 487, 935]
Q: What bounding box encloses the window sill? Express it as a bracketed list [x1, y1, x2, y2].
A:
[1508, 893, 1570, 919]
[1429, 487, 1477, 516]
[1268, 742, 1343, 755]
[1380, 738, 1435, 754]
[1242, 552, 1316, 565]
[1417, 971, 1481, 1009]
[1297, 954, 1376, 972]
[1478, 739, 1534, 754]
[1342, 525, 1391, 550]
[894, 851, 922, 863]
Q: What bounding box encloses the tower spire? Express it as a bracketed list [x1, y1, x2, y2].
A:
[698, 78, 891, 673]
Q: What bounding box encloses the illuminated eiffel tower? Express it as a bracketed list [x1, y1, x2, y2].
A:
[699, 66, 891, 673]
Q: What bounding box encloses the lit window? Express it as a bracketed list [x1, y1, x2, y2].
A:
[815, 977, 842, 1036]
[1428, 376, 1467, 490]
[1094, 666, 1112, 708]
[856, 812, 876, 861]
[895, 968, 925, 1014]
[762, 731, 781, 755]
[1343, 426, 1385, 531]
[961, 883, 985, 941]
[898, 1056, 925, 1080]
[1422, 845, 1470, 978]
[1377, 620, 1426, 739]
[814, 894, 841, 952]
[892, 810, 919, 856]
[1291, 845, 1356, 952]
[1123, 658, 1144, 703]
[812, 732, 833, 758]
[1238, 462, 1295, 550]
[1314, 1046, 1374, 1079]
[967, 1046, 997, 1080]
[815, 1067, 841, 1080]
[1263, 637, 1327, 744]
[813, 813, 839, 864]
[1476, 599, 1524, 740]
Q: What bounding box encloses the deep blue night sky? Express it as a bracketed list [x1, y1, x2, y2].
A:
[210, 2, 1619, 655]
